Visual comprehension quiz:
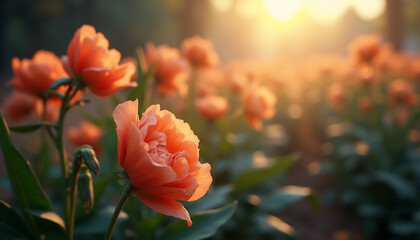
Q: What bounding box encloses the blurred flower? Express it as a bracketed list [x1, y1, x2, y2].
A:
[62, 25, 136, 97]
[227, 70, 248, 93]
[348, 34, 381, 65]
[243, 86, 277, 131]
[326, 83, 345, 109]
[68, 121, 103, 154]
[146, 43, 189, 97]
[388, 79, 417, 107]
[196, 68, 224, 96]
[358, 96, 372, 113]
[113, 99, 212, 226]
[358, 65, 374, 86]
[11, 50, 69, 96]
[195, 95, 229, 120]
[408, 58, 420, 80]
[182, 36, 219, 68]
[2, 91, 41, 122]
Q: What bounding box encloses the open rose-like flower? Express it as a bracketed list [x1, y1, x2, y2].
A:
[113, 99, 212, 225]
[195, 95, 229, 120]
[243, 87, 277, 131]
[68, 121, 103, 154]
[146, 43, 189, 97]
[62, 25, 136, 97]
[182, 36, 219, 68]
[388, 79, 418, 107]
[2, 91, 41, 122]
[11, 50, 69, 96]
[348, 34, 381, 65]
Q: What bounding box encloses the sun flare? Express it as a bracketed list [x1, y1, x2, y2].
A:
[261, 0, 302, 22]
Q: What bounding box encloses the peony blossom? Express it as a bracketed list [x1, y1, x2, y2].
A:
[68, 121, 103, 154]
[11, 50, 69, 96]
[182, 36, 219, 68]
[113, 99, 212, 225]
[388, 79, 418, 107]
[243, 87, 277, 131]
[348, 34, 381, 65]
[62, 25, 136, 97]
[326, 83, 345, 109]
[146, 43, 189, 97]
[2, 91, 41, 122]
[196, 69, 224, 97]
[195, 95, 229, 120]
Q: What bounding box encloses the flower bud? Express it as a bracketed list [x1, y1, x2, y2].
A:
[78, 167, 94, 212]
[76, 145, 100, 175]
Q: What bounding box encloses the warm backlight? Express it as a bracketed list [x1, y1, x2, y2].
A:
[261, 0, 302, 22]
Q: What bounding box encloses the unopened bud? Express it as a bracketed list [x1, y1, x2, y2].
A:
[78, 167, 94, 212]
[78, 145, 100, 175]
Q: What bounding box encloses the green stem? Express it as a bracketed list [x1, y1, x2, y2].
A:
[68, 158, 82, 240]
[104, 185, 135, 240]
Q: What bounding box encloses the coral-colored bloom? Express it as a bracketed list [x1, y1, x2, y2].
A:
[2, 91, 41, 122]
[326, 83, 345, 109]
[182, 36, 219, 68]
[68, 121, 103, 154]
[358, 96, 372, 113]
[358, 65, 374, 86]
[228, 71, 248, 93]
[62, 25, 136, 97]
[388, 79, 417, 107]
[243, 87, 277, 131]
[146, 43, 189, 97]
[113, 100, 212, 225]
[348, 34, 381, 65]
[195, 95, 229, 120]
[11, 50, 69, 96]
[196, 69, 224, 96]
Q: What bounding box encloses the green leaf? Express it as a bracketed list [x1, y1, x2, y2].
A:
[0, 200, 35, 239]
[373, 171, 416, 199]
[25, 209, 65, 237]
[253, 214, 296, 239]
[9, 122, 50, 133]
[183, 186, 232, 214]
[75, 206, 128, 235]
[234, 154, 298, 192]
[258, 186, 318, 212]
[0, 223, 29, 240]
[158, 202, 237, 240]
[0, 113, 52, 232]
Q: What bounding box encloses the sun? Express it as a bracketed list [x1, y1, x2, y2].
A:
[261, 0, 302, 22]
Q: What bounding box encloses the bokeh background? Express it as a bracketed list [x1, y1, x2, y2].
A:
[2, 0, 420, 78]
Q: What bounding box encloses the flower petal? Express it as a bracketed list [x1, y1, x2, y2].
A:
[188, 163, 212, 201]
[137, 191, 192, 226]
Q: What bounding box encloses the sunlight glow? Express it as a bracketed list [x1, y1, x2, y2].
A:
[210, 0, 233, 13]
[305, 0, 351, 24]
[261, 0, 302, 22]
[351, 0, 385, 20]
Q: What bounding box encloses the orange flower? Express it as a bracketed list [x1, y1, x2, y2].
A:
[68, 121, 103, 154]
[326, 83, 345, 109]
[196, 69, 224, 96]
[195, 95, 229, 120]
[358, 65, 374, 86]
[228, 71, 248, 93]
[388, 79, 417, 106]
[2, 91, 41, 122]
[146, 43, 189, 97]
[113, 99, 212, 225]
[11, 50, 69, 96]
[243, 87, 277, 131]
[62, 25, 136, 97]
[348, 34, 381, 65]
[358, 96, 372, 113]
[182, 36, 219, 68]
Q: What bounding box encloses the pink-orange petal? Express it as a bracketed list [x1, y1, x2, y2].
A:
[137, 191, 192, 226]
[188, 163, 212, 201]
